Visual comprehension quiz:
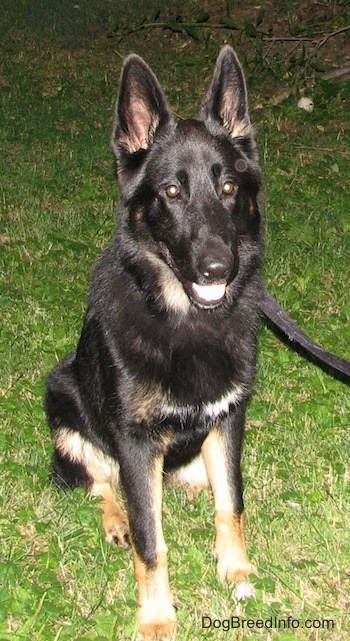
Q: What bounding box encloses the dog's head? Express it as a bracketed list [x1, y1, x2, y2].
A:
[111, 46, 263, 312]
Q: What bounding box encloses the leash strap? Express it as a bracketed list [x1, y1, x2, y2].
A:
[261, 289, 350, 382]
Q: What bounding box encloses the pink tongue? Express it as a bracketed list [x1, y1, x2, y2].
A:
[192, 282, 226, 303]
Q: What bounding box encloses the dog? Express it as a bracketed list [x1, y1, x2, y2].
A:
[45, 45, 265, 640]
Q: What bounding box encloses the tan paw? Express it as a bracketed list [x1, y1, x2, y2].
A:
[103, 508, 129, 547]
[216, 550, 256, 586]
[137, 601, 176, 641]
[137, 621, 176, 641]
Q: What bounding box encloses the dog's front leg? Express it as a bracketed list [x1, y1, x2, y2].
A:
[117, 441, 176, 641]
[201, 407, 256, 598]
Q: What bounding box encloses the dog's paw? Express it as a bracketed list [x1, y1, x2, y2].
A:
[137, 621, 176, 641]
[137, 601, 176, 641]
[217, 554, 256, 602]
[216, 551, 256, 589]
[234, 580, 256, 601]
[103, 509, 130, 547]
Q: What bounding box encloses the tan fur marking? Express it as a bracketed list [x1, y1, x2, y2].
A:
[91, 482, 129, 546]
[128, 379, 245, 425]
[54, 428, 128, 545]
[54, 427, 118, 485]
[128, 381, 165, 422]
[166, 454, 209, 497]
[159, 271, 190, 315]
[144, 250, 190, 314]
[133, 456, 176, 641]
[201, 428, 256, 585]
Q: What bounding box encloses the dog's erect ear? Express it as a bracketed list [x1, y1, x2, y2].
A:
[200, 46, 252, 139]
[112, 54, 174, 157]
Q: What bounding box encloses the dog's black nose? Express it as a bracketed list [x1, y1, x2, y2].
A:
[198, 251, 234, 282]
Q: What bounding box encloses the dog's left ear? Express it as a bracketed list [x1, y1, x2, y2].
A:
[200, 46, 253, 140]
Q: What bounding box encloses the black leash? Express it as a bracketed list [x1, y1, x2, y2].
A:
[261, 289, 350, 383]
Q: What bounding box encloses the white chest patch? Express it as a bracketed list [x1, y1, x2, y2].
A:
[203, 385, 245, 417]
[163, 384, 246, 420]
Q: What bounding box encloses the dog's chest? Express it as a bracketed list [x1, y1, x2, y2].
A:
[123, 327, 250, 427]
[162, 383, 246, 423]
[166, 339, 241, 404]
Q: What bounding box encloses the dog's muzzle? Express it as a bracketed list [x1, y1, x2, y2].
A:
[188, 240, 236, 307]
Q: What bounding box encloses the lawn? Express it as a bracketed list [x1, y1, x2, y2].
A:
[0, 1, 349, 640]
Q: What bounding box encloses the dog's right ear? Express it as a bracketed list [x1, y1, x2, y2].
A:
[112, 55, 174, 162]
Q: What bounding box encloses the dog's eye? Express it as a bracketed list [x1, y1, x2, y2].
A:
[222, 181, 235, 195]
[165, 185, 180, 199]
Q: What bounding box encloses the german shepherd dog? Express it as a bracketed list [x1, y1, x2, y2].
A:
[45, 45, 263, 640]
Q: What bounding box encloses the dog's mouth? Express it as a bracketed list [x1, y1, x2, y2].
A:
[188, 281, 227, 307]
[156, 242, 232, 309]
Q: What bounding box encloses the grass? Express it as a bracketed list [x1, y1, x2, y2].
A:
[1, 1, 349, 640]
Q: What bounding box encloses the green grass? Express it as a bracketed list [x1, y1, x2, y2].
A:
[1, 2, 349, 640]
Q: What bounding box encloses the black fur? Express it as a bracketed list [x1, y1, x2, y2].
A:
[46, 46, 262, 562]
[44, 42, 350, 640]
[45, 45, 350, 639]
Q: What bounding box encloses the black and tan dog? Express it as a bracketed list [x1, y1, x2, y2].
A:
[45, 46, 266, 639]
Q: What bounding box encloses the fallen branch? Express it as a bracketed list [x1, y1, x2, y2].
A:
[111, 18, 350, 48]
[323, 66, 350, 80]
[315, 25, 350, 50]
[265, 25, 350, 47]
